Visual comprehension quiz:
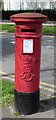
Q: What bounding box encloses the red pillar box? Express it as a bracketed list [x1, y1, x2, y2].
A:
[10, 12, 47, 115]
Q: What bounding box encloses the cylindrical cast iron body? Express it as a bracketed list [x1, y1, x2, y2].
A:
[10, 12, 47, 115]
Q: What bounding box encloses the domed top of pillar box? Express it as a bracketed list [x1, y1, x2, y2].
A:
[10, 12, 47, 23]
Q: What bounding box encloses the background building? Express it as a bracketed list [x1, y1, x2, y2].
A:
[0, 0, 4, 10]
[3, 0, 56, 11]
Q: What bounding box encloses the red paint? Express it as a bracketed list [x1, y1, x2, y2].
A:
[10, 12, 47, 92]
